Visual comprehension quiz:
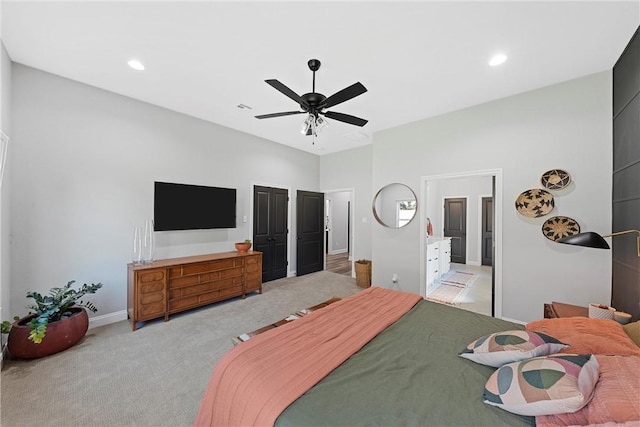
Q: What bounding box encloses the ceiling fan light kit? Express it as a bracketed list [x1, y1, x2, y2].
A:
[256, 59, 368, 138]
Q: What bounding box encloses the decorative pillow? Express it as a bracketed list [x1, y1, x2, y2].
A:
[526, 317, 640, 356]
[536, 355, 640, 426]
[459, 330, 568, 367]
[483, 354, 599, 416]
[622, 321, 640, 348]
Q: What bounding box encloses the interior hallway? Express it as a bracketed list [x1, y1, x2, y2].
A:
[326, 252, 352, 276]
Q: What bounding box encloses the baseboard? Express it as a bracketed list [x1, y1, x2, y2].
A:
[466, 260, 481, 266]
[88, 310, 128, 329]
[288, 270, 296, 277]
[328, 249, 348, 255]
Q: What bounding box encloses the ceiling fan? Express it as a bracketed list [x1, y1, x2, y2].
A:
[255, 59, 368, 136]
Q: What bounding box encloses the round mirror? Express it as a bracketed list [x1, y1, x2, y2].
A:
[372, 183, 418, 228]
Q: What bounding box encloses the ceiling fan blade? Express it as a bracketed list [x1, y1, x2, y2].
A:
[322, 111, 368, 127]
[320, 82, 367, 109]
[265, 79, 309, 109]
[255, 111, 305, 119]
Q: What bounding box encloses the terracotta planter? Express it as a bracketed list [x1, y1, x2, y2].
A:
[235, 242, 252, 252]
[7, 307, 89, 359]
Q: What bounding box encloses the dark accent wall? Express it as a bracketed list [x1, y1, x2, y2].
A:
[612, 26, 640, 321]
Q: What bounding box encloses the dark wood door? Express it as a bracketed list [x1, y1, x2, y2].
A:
[297, 190, 324, 276]
[444, 198, 467, 264]
[253, 186, 288, 282]
[481, 196, 493, 266]
[612, 27, 640, 321]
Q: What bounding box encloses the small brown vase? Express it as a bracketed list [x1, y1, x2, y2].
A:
[235, 242, 252, 252]
[7, 307, 89, 359]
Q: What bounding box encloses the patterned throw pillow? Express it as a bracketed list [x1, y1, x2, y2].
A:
[483, 354, 599, 416]
[459, 330, 568, 367]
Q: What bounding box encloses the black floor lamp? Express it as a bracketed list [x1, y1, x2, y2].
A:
[557, 229, 640, 257]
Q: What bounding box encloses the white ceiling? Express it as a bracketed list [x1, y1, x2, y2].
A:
[2, 1, 639, 155]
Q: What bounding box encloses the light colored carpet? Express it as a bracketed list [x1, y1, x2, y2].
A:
[1, 271, 360, 427]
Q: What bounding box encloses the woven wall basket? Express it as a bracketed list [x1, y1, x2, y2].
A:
[515, 188, 555, 218]
[542, 216, 580, 241]
[541, 169, 571, 190]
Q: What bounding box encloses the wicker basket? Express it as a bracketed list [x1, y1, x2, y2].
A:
[355, 260, 372, 288]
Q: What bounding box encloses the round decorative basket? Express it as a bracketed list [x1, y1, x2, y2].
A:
[515, 189, 555, 218]
[542, 216, 580, 241]
[588, 303, 615, 320]
[541, 169, 571, 190]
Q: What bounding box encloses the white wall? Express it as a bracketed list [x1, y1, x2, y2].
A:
[0, 41, 12, 333]
[320, 145, 372, 263]
[371, 71, 613, 322]
[10, 64, 319, 319]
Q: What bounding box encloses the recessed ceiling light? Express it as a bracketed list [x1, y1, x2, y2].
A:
[489, 54, 507, 67]
[127, 59, 145, 71]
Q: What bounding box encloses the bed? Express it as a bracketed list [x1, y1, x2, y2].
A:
[194, 287, 640, 426]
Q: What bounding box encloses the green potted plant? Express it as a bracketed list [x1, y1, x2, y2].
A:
[234, 239, 252, 252]
[7, 280, 102, 359]
[1, 316, 20, 351]
[1, 316, 19, 335]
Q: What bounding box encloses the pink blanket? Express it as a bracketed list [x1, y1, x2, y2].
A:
[193, 286, 422, 427]
[536, 356, 640, 426]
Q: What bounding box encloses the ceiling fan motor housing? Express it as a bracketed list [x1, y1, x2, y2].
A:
[301, 92, 326, 114]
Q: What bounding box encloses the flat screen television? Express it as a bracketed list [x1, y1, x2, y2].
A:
[154, 181, 236, 231]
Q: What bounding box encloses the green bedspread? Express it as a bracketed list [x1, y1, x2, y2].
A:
[276, 300, 534, 426]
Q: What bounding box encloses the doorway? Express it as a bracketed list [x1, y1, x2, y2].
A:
[420, 170, 502, 318]
[253, 185, 288, 282]
[324, 190, 354, 276]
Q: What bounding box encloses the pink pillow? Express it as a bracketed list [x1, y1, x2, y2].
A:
[526, 318, 640, 356]
[536, 355, 640, 426]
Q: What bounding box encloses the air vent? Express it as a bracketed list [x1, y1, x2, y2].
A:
[343, 131, 369, 141]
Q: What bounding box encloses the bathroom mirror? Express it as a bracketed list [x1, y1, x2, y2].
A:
[372, 183, 418, 228]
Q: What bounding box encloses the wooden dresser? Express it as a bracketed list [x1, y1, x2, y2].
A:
[127, 251, 262, 330]
[543, 301, 588, 319]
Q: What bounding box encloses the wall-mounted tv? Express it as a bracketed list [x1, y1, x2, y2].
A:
[154, 181, 236, 231]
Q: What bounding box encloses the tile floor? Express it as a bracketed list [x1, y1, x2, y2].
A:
[447, 263, 493, 317]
